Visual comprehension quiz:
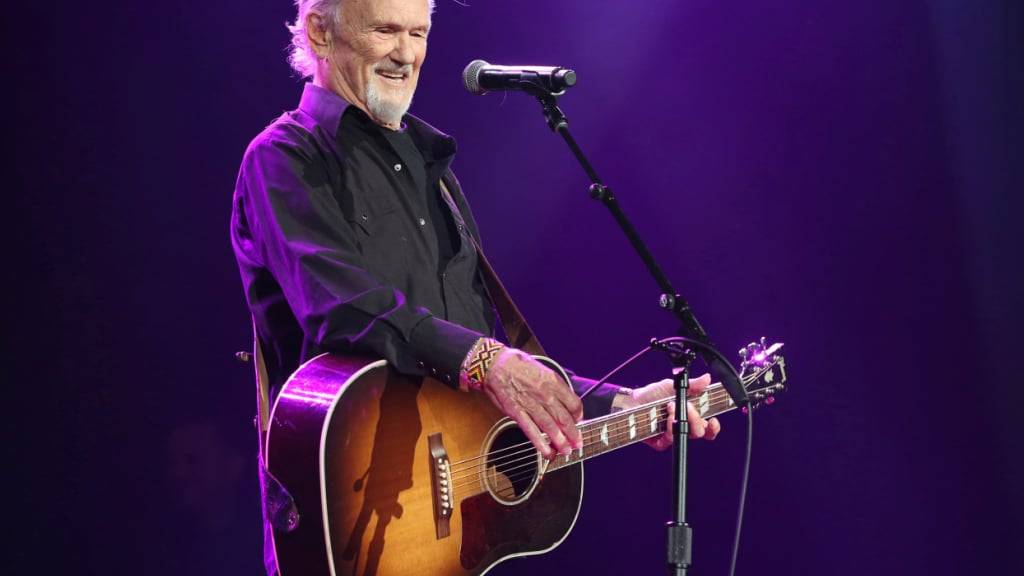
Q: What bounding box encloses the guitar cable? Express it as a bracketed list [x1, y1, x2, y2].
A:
[729, 404, 753, 576]
[583, 337, 752, 576]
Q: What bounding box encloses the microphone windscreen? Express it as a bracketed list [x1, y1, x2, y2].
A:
[462, 60, 489, 95]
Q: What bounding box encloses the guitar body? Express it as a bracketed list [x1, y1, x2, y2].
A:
[265, 354, 584, 576]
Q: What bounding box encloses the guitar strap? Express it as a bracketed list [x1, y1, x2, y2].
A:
[253, 320, 271, 442]
[252, 322, 300, 534]
[439, 178, 547, 357]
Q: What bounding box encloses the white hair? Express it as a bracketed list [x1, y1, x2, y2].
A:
[287, 0, 436, 79]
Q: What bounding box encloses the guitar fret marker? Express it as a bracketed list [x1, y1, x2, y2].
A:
[628, 414, 636, 440]
[600, 424, 609, 446]
[697, 391, 710, 417]
[649, 407, 658, 432]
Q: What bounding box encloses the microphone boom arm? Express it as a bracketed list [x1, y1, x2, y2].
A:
[532, 90, 748, 408]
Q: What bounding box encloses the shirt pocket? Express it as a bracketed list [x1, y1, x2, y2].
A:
[345, 194, 408, 284]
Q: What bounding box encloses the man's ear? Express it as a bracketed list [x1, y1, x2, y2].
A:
[306, 12, 332, 59]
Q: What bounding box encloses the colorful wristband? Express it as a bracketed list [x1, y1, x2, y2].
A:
[459, 337, 506, 391]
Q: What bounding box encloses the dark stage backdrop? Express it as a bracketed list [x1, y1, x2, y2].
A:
[8, 1, 1022, 574]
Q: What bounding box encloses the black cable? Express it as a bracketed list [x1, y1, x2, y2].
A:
[579, 344, 656, 400]
[729, 404, 753, 576]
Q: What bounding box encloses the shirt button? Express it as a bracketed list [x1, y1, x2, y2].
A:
[394, 164, 402, 172]
[418, 218, 426, 227]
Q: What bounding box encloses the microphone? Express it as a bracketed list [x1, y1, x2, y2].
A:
[463, 60, 577, 96]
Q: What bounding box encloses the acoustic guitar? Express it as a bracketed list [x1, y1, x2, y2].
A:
[265, 340, 786, 575]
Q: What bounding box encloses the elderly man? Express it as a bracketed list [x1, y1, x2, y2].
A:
[232, 0, 720, 572]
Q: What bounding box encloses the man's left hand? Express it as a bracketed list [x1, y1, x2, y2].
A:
[613, 374, 722, 451]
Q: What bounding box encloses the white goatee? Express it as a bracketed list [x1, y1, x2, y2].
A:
[366, 62, 414, 127]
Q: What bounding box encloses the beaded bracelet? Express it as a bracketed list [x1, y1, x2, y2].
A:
[459, 337, 506, 391]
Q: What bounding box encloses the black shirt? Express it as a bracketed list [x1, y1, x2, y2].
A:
[231, 83, 494, 395]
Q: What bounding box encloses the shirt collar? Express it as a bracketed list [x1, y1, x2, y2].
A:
[298, 83, 351, 139]
[404, 115, 457, 165]
[298, 82, 457, 162]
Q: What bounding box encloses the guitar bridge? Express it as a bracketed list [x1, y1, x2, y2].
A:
[428, 433, 453, 539]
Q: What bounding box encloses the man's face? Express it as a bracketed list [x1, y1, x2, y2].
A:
[330, 0, 430, 128]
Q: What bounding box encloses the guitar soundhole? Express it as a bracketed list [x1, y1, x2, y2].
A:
[483, 420, 541, 506]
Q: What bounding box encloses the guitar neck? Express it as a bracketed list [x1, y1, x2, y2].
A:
[546, 384, 738, 472]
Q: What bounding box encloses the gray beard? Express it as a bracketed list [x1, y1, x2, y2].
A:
[366, 80, 413, 127]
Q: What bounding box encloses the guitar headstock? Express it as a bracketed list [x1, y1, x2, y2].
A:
[738, 337, 787, 412]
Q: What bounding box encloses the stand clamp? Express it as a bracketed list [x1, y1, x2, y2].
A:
[666, 521, 693, 570]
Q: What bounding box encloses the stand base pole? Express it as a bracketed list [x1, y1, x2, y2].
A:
[667, 360, 693, 575]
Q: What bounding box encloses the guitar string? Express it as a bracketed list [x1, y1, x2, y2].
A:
[464, 425, 666, 494]
[455, 398, 746, 499]
[454, 409, 671, 486]
[447, 386, 735, 475]
[446, 382, 734, 470]
[459, 421, 673, 499]
[457, 434, 654, 499]
[451, 407, 695, 493]
[477, 414, 698, 499]
[451, 394, 745, 493]
[448, 393, 739, 482]
[449, 397, 738, 488]
[451, 415, 673, 493]
[448, 404, 674, 484]
[446, 389, 731, 478]
[448, 403, 677, 485]
[444, 377, 749, 471]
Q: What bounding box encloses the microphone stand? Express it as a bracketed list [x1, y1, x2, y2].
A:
[522, 86, 749, 575]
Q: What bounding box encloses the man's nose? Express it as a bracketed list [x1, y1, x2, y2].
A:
[391, 33, 415, 65]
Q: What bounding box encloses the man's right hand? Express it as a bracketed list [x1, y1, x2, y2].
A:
[480, 348, 584, 459]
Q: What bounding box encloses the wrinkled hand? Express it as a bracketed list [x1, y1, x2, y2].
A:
[481, 348, 584, 459]
[627, 373, 721, 451]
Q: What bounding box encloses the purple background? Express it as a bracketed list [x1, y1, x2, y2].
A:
[8, 1, 1022, 574]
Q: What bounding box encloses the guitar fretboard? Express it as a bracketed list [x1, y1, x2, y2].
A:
[545, 383, 738, 473]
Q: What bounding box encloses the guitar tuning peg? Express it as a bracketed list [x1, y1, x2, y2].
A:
[739, 347, 749, 360]
[765, 396, 775, 406]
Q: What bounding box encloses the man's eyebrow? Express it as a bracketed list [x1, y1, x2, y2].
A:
[367, 17, 431, 32]
[366, 16, 430, 27]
